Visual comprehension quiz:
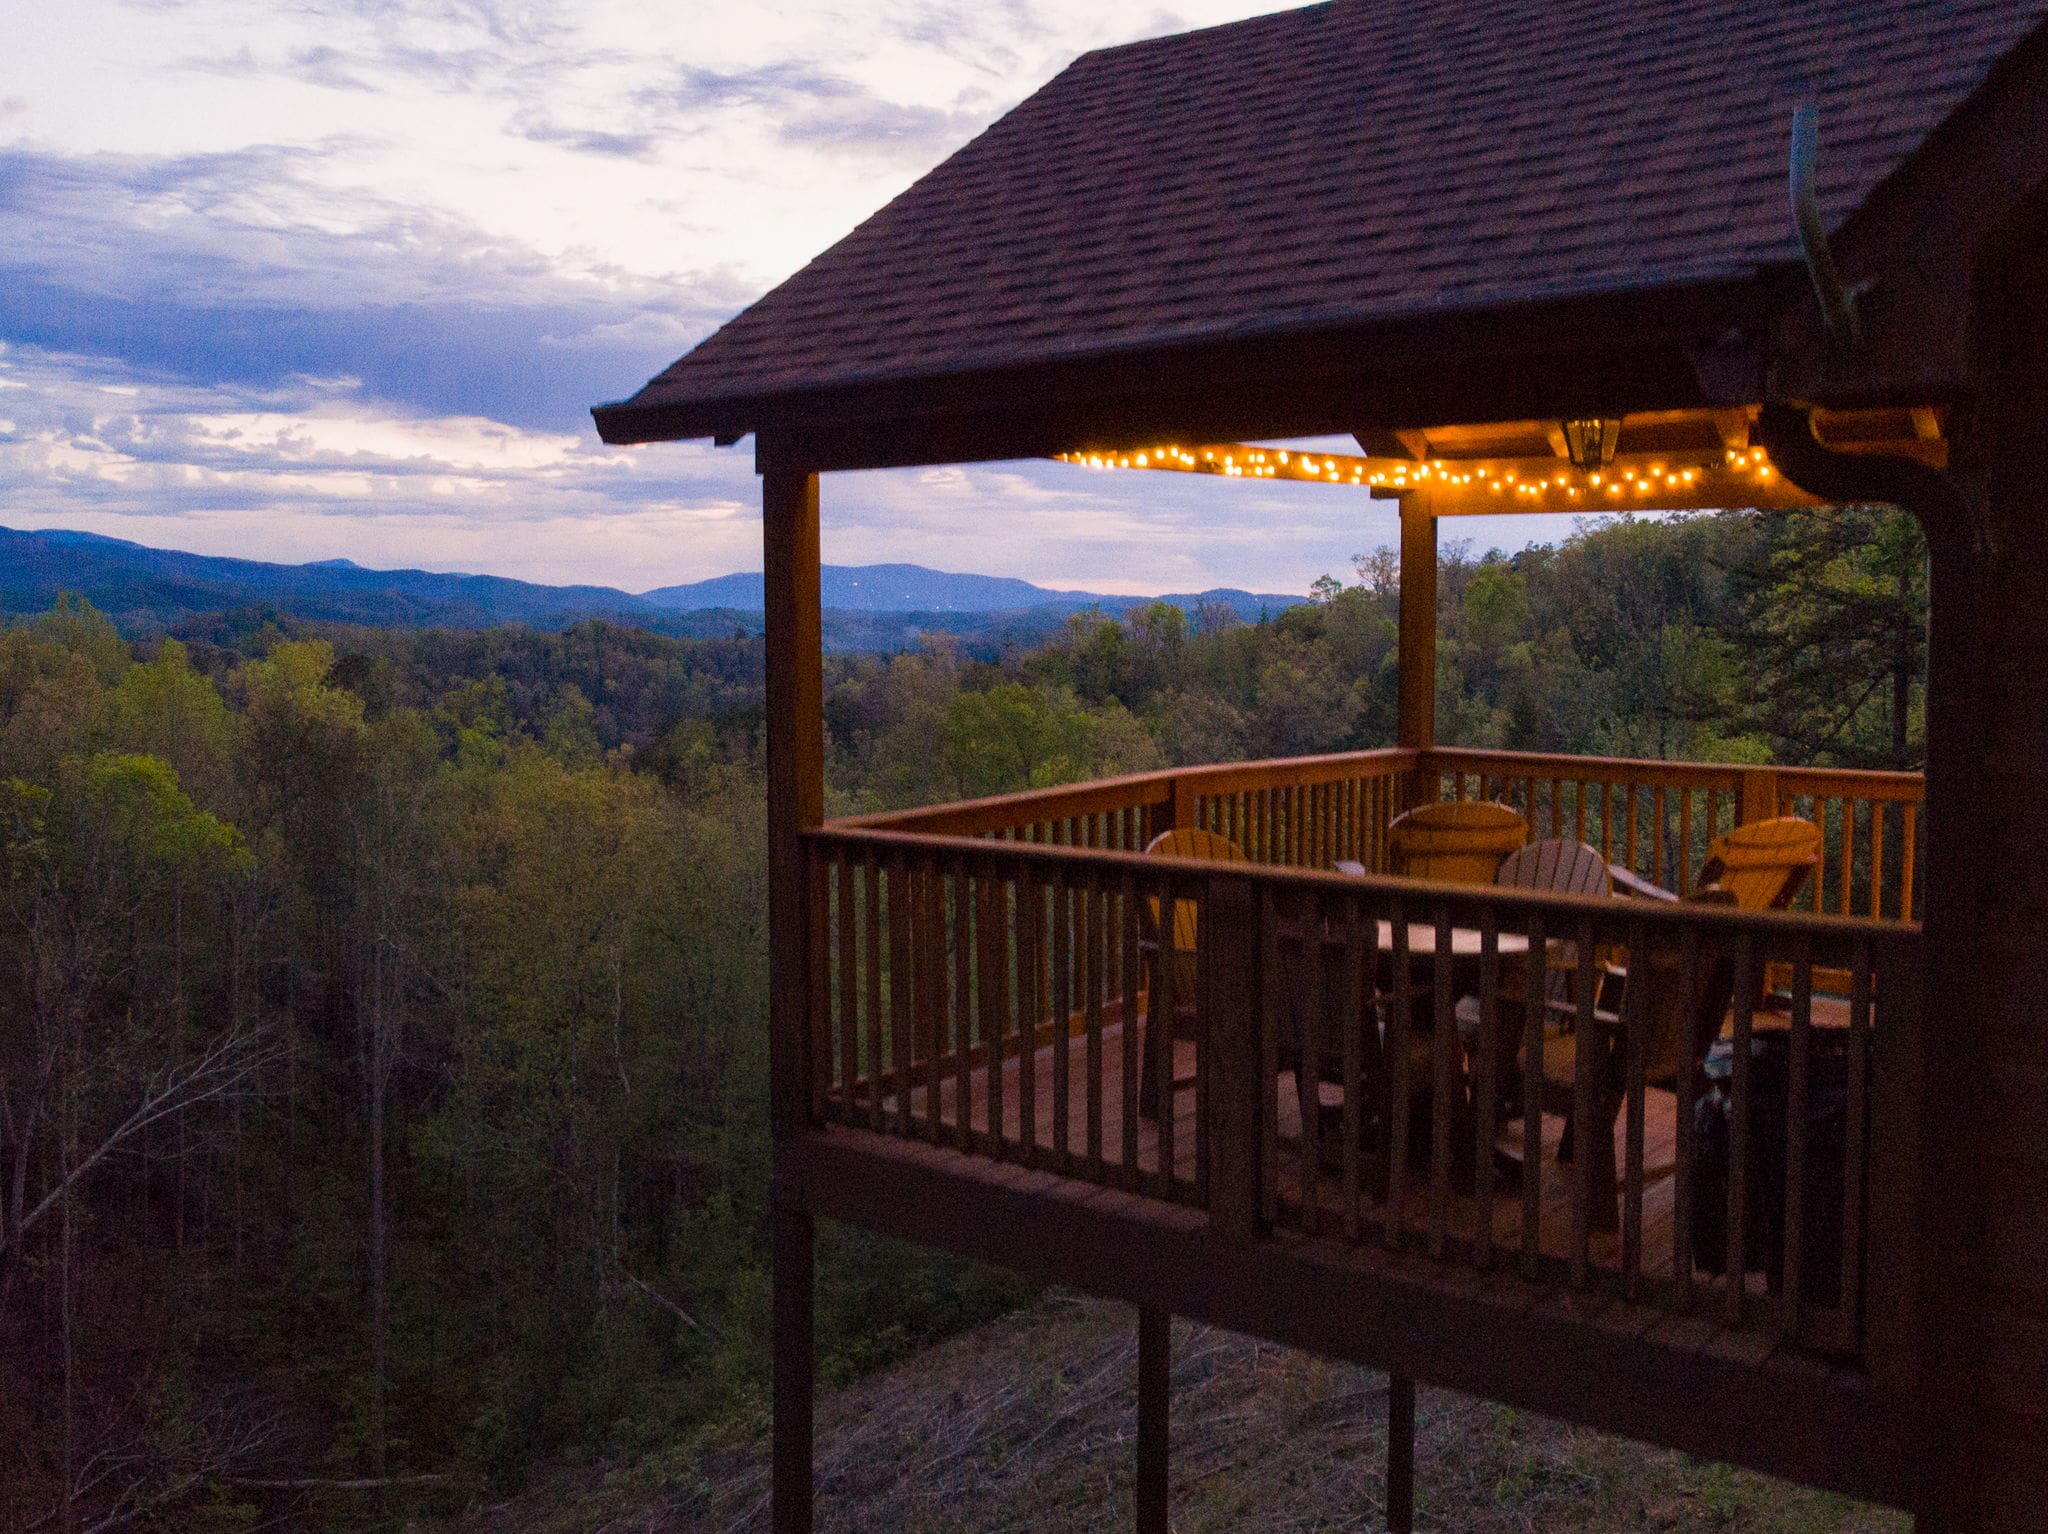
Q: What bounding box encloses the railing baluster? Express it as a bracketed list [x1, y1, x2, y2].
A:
[1300, 891, 1324, 1235]
[1867, 800, 1885, 920]
[978, 872, 1004, 1153]
[952, 859, 974, 1155]
[1052, 874, 1072, 1165]
[1678, 792, 1694, 896]
[1843, 938, 1872, 1346]
[1652, 787, 1667, 890]
[1122, 874, 1143, 1193]
[1569, 916, 1599, 1288]
[1621, 915, 1649, 1298]
[1385, 899, 1412, 1251]
[837, 856, 859, 1115]
[921, 860, 942, 1138]
[1726, 935, 1754, 1326]
[1521, 911, 1546, 1278]
[1843, 802, 1859, 909]
[1624, 783, 1638, 874]
[1899, 802, 1917, 921]
[1260, 886, 1282, 1228]
[1672, 922, 1700, 1309]
[1782, 940, 1813, 1343]
[1473, 908, 1498, 1270]
[1153, 876, 1179, 1198]
[1083, 874, 1104, 1176]
[865, 859, 885, 1131]
[1016, 863, 1040, 1166]
[810, 847, 831, 1122]
[1342, 901, 1365, 1243]
[1429, 902, 1456, 1259]
[889, 855, 913, 1136]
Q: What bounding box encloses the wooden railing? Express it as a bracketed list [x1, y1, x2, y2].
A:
[845, 746, 1925, 922]
[1426, 749, 1925, 921]
[806, 827, 1922, 1369]
[838, 748, 1416, 868]
[813, 746, 1928, 1371]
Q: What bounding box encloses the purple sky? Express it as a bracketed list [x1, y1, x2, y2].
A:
[0, 0, 1576, 596]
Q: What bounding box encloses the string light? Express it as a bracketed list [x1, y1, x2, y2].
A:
[1051, 432, 1798, 507]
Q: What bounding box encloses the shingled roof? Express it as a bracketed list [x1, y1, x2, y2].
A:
[596, 0, 2048, 445]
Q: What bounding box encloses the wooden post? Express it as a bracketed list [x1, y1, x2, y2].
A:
[1201, 871, 1263, 1243]
[763, 451, 824, 1534]
[1397, 495, 1437, 809]
[1387, 1372, 1416, 1534]
[1738, 767, 1780, 826]
[771, 1199, 814, 1534]
[1136, 1307, 1170, 1534]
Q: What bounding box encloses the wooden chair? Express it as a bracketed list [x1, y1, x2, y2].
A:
[1137, 827, 1247, 1118]
[1495, 838, 1612, 899]
[1700, 816, 1821, 911]
[1387, 799, 1528, 885]
[1700, 815, 1821, 1000]
[1470, 840, 1614, 1108]
[1529, 884, 1739, 1228]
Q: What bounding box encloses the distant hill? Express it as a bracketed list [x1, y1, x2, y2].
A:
[0, 528, 1303, 648]
[643, 561, 1296, 621]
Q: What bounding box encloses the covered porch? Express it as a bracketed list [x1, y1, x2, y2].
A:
[590, 5, 2048, 1526]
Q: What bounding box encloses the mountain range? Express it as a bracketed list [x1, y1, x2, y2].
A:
[0, 527, 1302, 649]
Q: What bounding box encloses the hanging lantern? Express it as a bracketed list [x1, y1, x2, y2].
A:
[1560, 418, 1622, 469]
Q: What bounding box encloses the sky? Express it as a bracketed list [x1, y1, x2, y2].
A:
[0, 0, 1572, 598]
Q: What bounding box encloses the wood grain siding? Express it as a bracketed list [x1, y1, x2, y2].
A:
[1948, 186, 2048, 1534]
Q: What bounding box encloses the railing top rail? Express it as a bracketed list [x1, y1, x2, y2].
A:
[1769, 763, 1927, 798]
[835, 746, 1418, 833]
[1424, 745, 1925, 799]
[837, 745, 1926, 837]
[806, 824, 1920, 949]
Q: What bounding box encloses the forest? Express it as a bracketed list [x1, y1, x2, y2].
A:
[0, 506, 1926, 1531]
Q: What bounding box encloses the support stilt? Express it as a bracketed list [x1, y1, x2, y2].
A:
[1136, 1307, 1170, 1534]
[1387, 1372, 1416, 1534]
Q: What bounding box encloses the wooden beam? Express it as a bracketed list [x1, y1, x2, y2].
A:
[763, 455, 824, 1534]
[1137, 1308, 1170, 1534]
[1398, 497, 1437, 760]
[772, 1202, 815, 1534]
[1711, 408, 1754, 451]
[1399, 497, 1438, 811]
[594, 278, 1767, 456]
[802, 1128, 1918, 1509]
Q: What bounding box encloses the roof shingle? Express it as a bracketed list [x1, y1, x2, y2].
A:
[607, 0, 2048, 428]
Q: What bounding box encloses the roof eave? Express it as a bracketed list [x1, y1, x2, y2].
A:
[592, 273, 1774, 464]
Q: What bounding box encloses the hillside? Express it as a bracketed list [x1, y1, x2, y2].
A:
[0, 528, 1300, 648]
[454, 1293, 1902, 1533]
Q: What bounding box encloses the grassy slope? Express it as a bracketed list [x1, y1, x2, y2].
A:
[457, 1293, 1907, 1533]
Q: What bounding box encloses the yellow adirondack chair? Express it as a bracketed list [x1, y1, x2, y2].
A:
[1699, 816, 1822, 911]
[1387, 799, 1528, 884]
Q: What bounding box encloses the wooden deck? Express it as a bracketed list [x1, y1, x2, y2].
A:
[832, 1013, 1707, 1287]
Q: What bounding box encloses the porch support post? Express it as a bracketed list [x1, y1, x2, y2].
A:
[1136, 1306, 1170, 1534]
[763, 450, 824, 1534]
[1397, 494, 1438, 808]
[1386, 1372, 1416, 1533]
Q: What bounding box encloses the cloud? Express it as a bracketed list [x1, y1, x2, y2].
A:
[510, 109, 660, 161]
[0, 145, 742, 429]
[638, 62, 994, 163]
